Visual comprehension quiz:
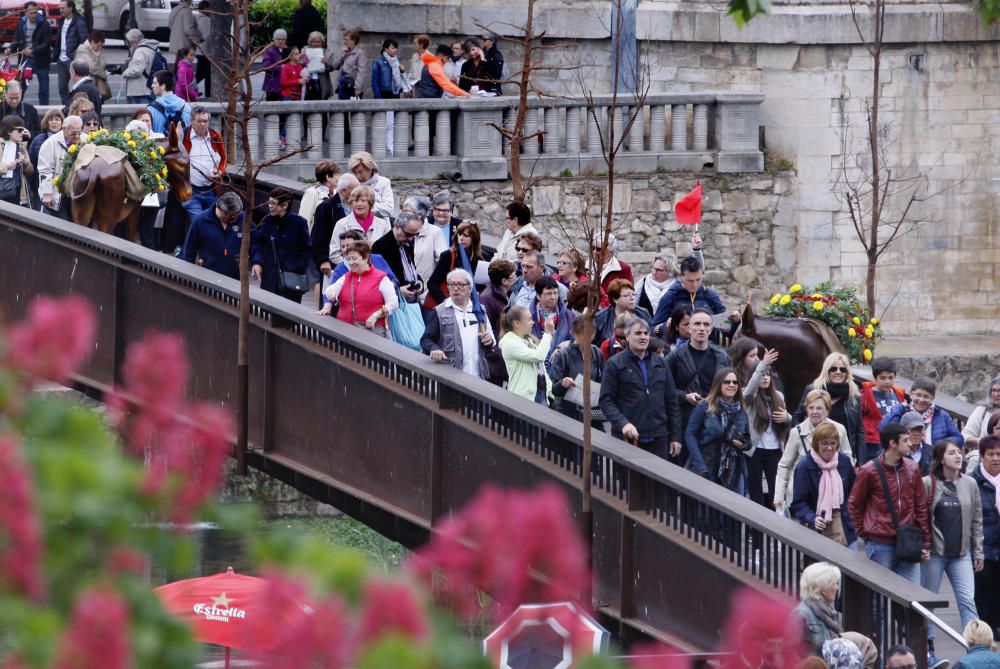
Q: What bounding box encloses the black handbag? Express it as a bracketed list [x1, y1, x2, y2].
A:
[874, 460, 924, 562]
[269, 235, 308, 295]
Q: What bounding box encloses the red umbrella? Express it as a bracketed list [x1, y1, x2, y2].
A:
[154, 567, 314, 668]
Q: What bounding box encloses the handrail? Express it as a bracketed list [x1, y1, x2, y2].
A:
[0, 203, 946, 660]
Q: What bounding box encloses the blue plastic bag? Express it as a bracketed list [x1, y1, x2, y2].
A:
[389, 293, 424, 351]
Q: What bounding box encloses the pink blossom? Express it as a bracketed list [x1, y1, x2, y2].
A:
[7, 295, 96, 386]
[719, 588, 803, 669]
[359, 577, 429, 644]
[241, 570, 352, 669]
[52, 586, 132, 669]
[408, 484, 589, 621]
[117, 331, 188, 410]
[0, 435, 46, 600]
[106, 548, 147, 576]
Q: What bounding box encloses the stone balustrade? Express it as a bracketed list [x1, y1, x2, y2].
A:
[76, 92, 764, 180]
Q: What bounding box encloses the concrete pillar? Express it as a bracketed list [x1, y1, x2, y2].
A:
[565, 106, 581, 154]
[434, 110, 451, 157]
[523, 106, 539, 156]
[671, 104, 687, 151]
[307, 113, 323, 159]
[693, 103, 708, 151]
[350, 111, 366, 155]
[715, 94, 765, 172]
[394, 110, 410, 157]
[587, 106, 603, 154]
[329, 112, 345, 159]
[414, 110, 430, 157]
[371, 112, 387, 158]
[612, 106, 624, 148]
[544, 107, 560, 154]
[628, 106, 644, 153]
[246, 116, 259, 160]
[264, 113, 280, 157]
[649, 104, 666, 152]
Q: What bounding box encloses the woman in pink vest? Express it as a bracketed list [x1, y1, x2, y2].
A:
[321, 240, 398, 337]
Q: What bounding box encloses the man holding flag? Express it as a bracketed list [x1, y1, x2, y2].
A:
[651, 182, 742, 335]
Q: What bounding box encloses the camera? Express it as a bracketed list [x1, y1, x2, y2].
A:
[408, 280, 424, 294]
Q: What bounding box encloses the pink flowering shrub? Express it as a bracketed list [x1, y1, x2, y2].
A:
[0, 435, 45, 600]
[7, 295, 96, 387]
[407, 483, 590, 621]
[719, 589, 803, 669]
[359, 577, 430, 644]
[51, 586, 132, 669]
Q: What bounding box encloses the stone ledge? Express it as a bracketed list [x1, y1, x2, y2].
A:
[341, 0, 1000, 45]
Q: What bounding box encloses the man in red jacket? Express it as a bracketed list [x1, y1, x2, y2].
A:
[181, 106, 227, 224]
[848, 422, 931, 584]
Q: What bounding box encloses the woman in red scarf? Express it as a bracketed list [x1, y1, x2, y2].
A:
[320, 240, 398, 337]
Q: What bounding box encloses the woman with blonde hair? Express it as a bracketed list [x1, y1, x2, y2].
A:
[348, 151, 394, 219]
[775, 388, 854, 512]
[955, 620, 1000, 668]
[794, 352, 865, 463]
[328, 185, 391, 264]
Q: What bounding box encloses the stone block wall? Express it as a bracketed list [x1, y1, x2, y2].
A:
[391, 172, 796, 313]
[340, 0, 1000, 336]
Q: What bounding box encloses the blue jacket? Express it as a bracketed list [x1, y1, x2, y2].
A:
[250, 214, 311, 294]
[180, 209, 246, 280]
[651, 281, 727, 331]
[684, 401, 750, 487]
[147, 94, 192, 134]
[370, 54, 399, 99]
[789, 452, 858, 544]
[956, 646, 1000, 669]
[880, 404, 964, 447]
[971, 466, 1000, 561]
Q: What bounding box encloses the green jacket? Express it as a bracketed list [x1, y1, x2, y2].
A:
[499, 332, 552, 402]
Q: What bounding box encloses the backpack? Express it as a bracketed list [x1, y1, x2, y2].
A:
[148, 99, 187, 130]
[140, 45, 169, 90]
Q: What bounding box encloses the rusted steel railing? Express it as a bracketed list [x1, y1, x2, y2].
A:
[0, 205, 946, 661]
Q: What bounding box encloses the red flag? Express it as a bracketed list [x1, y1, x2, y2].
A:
[675, 182, 702, 225]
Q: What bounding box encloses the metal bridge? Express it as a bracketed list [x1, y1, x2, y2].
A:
[0, 204, 951, 660]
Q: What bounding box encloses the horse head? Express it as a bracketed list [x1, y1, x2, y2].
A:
[163, 121, 192, 203]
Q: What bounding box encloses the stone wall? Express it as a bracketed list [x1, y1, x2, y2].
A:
[336, 0, 1000, 336]
[390, 172, 796, 310]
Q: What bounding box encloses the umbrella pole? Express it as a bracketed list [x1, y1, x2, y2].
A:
[224, 647, 230, 669]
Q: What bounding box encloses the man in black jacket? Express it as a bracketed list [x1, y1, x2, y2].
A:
[12, 2, 52, 105]
[56, 0, 88, 105]
[0, 81, 40, 136]
[666, 308, 731, 431]
[289, 0, 324, 49]
[63, 59, 102, 115]
[599, 316, 683, 461]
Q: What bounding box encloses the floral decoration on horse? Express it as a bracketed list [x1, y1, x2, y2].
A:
[56, 128, 169, 197]
[765, 282, 883, 363]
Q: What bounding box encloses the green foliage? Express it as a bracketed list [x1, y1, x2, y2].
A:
[560, 168, 574, 178]
[56, 129, 168, 196]
[764, 281, 883, 364]
[249, 0, 327, 49]
[765, 154, 795, 174]
[727, 0, 772, 27]
[971, 0, 1000, 24]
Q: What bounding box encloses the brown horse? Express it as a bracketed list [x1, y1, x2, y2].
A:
[735, 304, 845, 411]
[69, 123, 191, 242]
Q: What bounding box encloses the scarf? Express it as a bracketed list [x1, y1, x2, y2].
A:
[600, 255, 622, 282]
[805, 598, 843, 635]
[980, 461, 1000, 512]
[642, 274, 670, 311]
[355, 211, 375, 233]
[921, 403, 936, 426]
[826, 381, 850, 401]
[809, 449, 844, 521]
[384, 53, 403, 94]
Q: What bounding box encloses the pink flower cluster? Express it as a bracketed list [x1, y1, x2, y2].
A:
[6, 295, 96, 387]
[241, 570, 353, 669]
[52, 586, 132, 669]
[359, 577, 429, 644]
[0, 435, 46, 600]
[107, 331, 233, 524]
[407, 483, 589, 621]
[719, 589, 803, 669]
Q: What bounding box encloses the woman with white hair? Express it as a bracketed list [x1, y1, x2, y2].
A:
[794, 561, 844, 655]
[348, 151, 394, 219]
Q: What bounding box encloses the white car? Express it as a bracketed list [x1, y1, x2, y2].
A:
[91, 0, 180, 39]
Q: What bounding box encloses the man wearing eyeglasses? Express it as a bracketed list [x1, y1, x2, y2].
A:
[495, 201, 538, 262]
[421, 268, 498, 381]
[372, 211, 442, 304]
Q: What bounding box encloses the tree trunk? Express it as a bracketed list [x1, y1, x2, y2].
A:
[864, 0, 883, 313]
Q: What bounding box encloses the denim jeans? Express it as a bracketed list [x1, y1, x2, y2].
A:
[181, 187, 218, 224]
[865, 541, 922, 583]
[921, 553, 978, 641]
[34, 67, 50, 105]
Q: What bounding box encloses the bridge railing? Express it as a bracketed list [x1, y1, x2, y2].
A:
[0, 204, 943, 660]
[49, 92, 764, 179]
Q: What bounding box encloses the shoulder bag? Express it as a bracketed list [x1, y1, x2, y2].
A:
[388, 287, 423, 351]
[270, 235, 308, 295]
[874, 460, 924, 562]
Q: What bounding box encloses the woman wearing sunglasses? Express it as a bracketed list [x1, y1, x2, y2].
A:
[0, 115, 33, 207]
[685, 368, 751, 492]
[793, 352, 865, 464]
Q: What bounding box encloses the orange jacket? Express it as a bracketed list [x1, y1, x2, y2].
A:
[422, 52, 466, 97]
